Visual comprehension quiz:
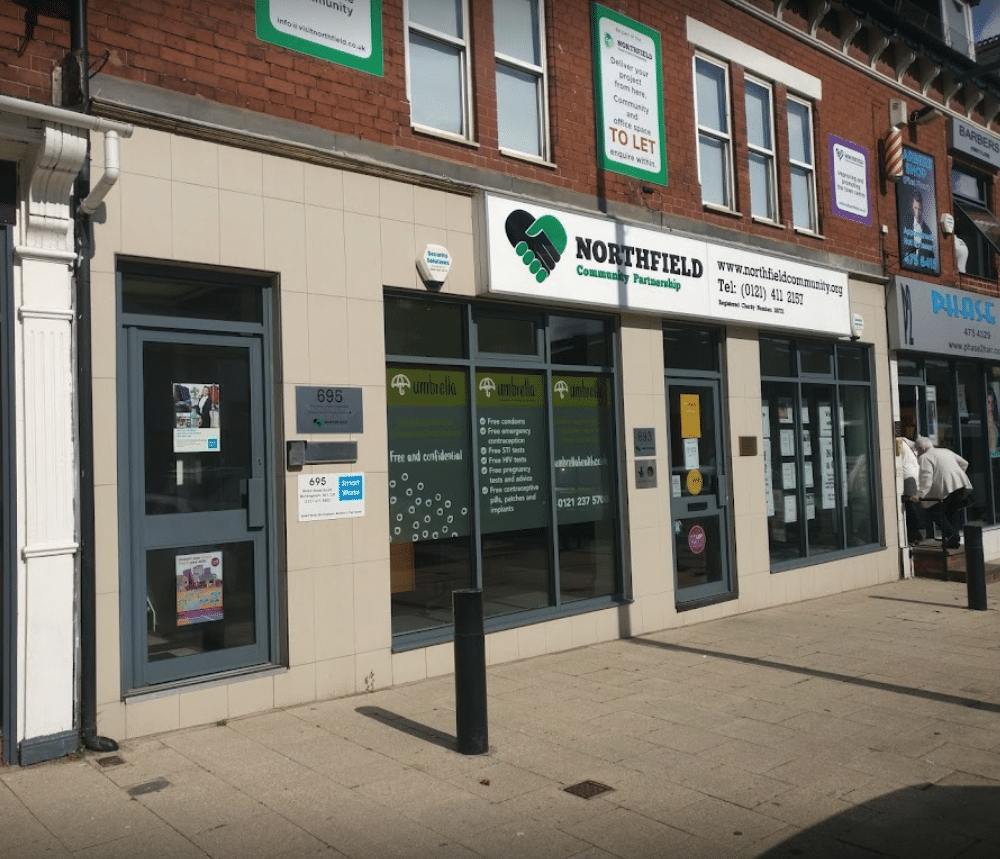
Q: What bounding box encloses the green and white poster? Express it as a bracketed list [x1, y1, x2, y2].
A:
[387, 367, 470, 543]
[552, 375, 615, 525]
[591, 4, 667, 185]
[476, 371, 548, 534]
[256, 0, 383, 76]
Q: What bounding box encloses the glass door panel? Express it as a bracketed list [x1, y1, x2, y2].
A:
[666, 380, 731, 603]
[127, 329, 270, 687]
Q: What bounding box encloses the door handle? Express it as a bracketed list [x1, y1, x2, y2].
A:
[247, 478, 265, 529]
[688, 501, 709, 511]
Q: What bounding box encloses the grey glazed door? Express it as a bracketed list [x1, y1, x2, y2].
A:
[666, 379, 732, 603]
[124, 328, 272, 688]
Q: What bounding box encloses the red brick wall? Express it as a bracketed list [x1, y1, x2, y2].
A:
[0, 0, 991, 287]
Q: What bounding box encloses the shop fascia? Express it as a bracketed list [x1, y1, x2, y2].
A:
[889, 275, 1000, 358]
[482, 194, 851, 337]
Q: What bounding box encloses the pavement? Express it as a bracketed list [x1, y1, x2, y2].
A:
[2, 577, 999, 859]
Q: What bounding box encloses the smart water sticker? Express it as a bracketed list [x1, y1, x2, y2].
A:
[176, 551, 223, 626]
[687, 524, 706, 555]
[173, 382, 220, 453]
[298, 473, 365, 521]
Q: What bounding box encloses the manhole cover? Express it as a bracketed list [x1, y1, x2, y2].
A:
[96, 755, 125, 768]
[564, 780, 613, 799]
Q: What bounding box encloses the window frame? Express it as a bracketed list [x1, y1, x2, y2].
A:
[787, 95, 818, 233]
[405, 0, 475, 142]
[745, 75, 778, 223]
[952, 165, 997, 280]
[493, 0, 550, 161]
[693, 54, 735, 211]
[384, 294, 625, 649]
[760, 336, 881, 571]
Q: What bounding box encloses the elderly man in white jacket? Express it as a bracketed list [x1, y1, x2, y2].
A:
[910, 436, 972, 549]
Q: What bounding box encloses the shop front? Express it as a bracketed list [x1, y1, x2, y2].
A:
[890, 276, 1000, 553]
[471, 194, 893, 619]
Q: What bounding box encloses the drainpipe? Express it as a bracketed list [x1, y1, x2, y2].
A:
[70, 0, 118, 754]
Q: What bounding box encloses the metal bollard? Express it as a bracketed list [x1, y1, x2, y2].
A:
[963, 525, 988, 611]
[453, 589, 488, 754]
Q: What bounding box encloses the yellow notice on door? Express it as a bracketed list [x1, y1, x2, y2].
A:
[680, 394, 701, 438]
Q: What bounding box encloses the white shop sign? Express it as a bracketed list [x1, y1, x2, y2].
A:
[482, 195, 850, 336]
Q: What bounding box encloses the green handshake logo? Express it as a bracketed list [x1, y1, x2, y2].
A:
[505, 210, 567, 283]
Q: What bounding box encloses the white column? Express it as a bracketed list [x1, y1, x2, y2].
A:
[14, 123, 87, 744]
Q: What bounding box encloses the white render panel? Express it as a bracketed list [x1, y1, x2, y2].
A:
[22, 555, 75, 737]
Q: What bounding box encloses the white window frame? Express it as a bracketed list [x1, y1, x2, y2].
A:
[405, 0, 475, 142]
[787, 95, 818, 233]
[693, 54, 734, 211]
[745, 76, 778, 223]
[493, 0, 549, 161]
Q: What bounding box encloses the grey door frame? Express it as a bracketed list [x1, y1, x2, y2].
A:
[117, 267, 280, 694]
[665, 376, 734, 605]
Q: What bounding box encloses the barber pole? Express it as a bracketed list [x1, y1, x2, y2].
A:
[885, 125, 903, 182]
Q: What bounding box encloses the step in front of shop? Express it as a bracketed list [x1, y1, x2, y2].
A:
[911, 544, 1000, 583]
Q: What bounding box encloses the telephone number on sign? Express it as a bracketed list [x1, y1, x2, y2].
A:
[557, 494, 611, 508]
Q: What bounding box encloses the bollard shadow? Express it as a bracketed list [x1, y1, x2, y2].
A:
[355, 706, 456, 752]
[755, 783, 999, 858]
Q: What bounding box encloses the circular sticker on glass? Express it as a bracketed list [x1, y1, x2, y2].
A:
[686, 469, 703, 495]
[688, 524, 707, 555]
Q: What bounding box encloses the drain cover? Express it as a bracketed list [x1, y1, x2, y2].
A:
[96, 755, 125, 768]
[564, 780, 613, 799]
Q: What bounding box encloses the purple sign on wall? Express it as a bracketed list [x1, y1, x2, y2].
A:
[828, 135, 871, 226]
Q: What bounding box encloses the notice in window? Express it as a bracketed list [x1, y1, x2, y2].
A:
[387, 367, 471, 544]
[256, 0, 383, 76]
[176, 551, 223, 626]
[591, 5, 667, 185]
[552, 375, 616, 525]
[477, 371, 549, 533]
[172, 382, 220, 453]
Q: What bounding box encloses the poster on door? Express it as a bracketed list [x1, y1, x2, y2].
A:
[173, 382, 221, 453]
[176, 550, 223, 626]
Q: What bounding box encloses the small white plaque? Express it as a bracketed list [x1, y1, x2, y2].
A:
[299, 473, 365, 521]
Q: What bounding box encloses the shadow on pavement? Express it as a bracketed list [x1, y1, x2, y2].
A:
[755, 783, 1000, 859]
[355, 705, 456, 751]
[868, 595, 971, 610]
[630, 638, 1000, 714]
